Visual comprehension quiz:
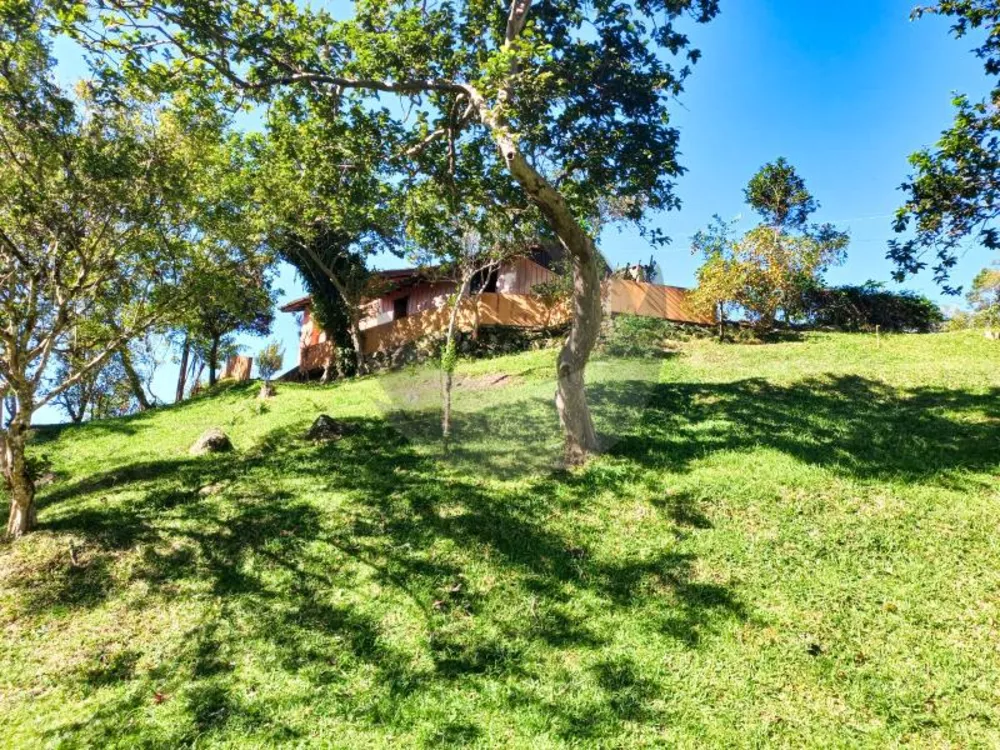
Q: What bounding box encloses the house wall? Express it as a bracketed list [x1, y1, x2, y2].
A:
[497, 257, 556, 295]
[359, 280, 458, 330]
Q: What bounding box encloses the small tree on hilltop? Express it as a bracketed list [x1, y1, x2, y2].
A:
[256, 341, 284, 398]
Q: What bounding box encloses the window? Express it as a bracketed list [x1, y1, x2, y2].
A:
[393, 296, 410, 320]
[471, 267, 499, 294]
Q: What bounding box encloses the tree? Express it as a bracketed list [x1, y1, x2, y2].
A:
[428, 229, 525, 442]
[256, 340, 284, 397]
[968, 264, 1000, 328]
[0, 13, 215, 535]
[744, 156, 818, 230]
[248, 95, 402, 377]
[186, 263, 276, 387]
[51, 340, 152, 423]
[691, 161, 848, 333]
[62, 0, 720, 462]
[891, 2, 1000, 291]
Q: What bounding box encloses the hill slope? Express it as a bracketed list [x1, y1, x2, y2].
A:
[2, 332, 998, 748]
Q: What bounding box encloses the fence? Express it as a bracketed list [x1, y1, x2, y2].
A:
[222, 355, 253, 381]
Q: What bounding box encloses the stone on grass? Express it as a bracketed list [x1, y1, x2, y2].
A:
[305, 415, 353, 442]
[189, 428, 233, 456]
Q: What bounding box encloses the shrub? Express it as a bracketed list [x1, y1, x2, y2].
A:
[256, 341, 285, 383]
[600, 314, 710, 358]
[804, 283, 944, 333]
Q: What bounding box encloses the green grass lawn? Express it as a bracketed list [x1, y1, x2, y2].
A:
[1, 331, 998, 748]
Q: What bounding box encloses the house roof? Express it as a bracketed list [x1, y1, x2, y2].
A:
[279, 295, 313, 313]
[278, 267, 444, 314]
[276, 248, 606, 315]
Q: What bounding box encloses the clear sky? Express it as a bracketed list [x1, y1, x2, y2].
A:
[36, 0, 997, 422]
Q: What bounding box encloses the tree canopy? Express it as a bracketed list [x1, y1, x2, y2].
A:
[56, 0, 720, 460]
[891, 1, 1000, 291]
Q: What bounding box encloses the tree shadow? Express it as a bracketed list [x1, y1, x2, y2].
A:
[22, 410, 744, 744]
[592, 375, 999, 487]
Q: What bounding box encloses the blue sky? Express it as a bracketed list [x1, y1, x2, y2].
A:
[37, 1, 996, 422]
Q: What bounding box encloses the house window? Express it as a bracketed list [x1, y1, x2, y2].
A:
[471, 267, 499, 294]
[393, 296, 410, 320]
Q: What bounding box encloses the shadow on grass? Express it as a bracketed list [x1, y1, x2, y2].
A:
[13, 372, 997, 744]
[23, 412, 742, 744]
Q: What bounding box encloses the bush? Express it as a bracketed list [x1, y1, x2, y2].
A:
[256, 341, 285, 382]
[804, 283, 944, 333]
[600, 314, 711, 358]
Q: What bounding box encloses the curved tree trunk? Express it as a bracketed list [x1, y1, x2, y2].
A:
[480, 121, 601, 462]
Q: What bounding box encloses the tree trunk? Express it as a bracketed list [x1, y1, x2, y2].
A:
[442, 275, 472, 441]
[321, 343, 336, 383]
[348, 316, 367, 376]
[175, 336, 190, 402]
[208, 335, 220, 387]
[5, 413, 36, 538]
[118, 343, 152, 410]
[483, 124, 601, 462]
[718, 303, 726, 342]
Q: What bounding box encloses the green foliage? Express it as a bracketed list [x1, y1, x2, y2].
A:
[804, 283, 946, 333]
[744, 157, 818, 230]
[0, 10, 233, 418]
[599, 314, 708, 358]
[256, 341, 285, 383]
[967, 264, 1000, 327]
[691, 220, 848, 332]
[892, 2, 1000, 290]
[440, 338, 458, 375]
[58, 0, 720, 248]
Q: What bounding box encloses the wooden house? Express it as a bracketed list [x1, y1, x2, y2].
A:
[280, 248, 709, 377]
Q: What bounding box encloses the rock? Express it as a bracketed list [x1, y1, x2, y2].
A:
[305, 415, 353, 442]
[189, 428, 233, 456]
[198, 482, 226, 497]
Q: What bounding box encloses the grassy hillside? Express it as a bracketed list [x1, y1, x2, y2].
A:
[1, 331, 998, 748]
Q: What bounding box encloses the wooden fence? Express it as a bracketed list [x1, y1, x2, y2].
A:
[361, 292, 570, 355]
[222, 355, 253, 381]
[606, 280, 713, 324]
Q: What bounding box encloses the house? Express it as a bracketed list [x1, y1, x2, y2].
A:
[280, 247, 709, 377]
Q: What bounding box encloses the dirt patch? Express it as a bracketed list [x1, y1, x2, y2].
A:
[456, 373, 522, 391]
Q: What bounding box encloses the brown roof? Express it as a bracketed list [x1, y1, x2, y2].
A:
[278, 295, 313, 313]
[279, 266, 445, 313]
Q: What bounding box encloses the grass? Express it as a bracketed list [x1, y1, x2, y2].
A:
[1, 330, 998, 748]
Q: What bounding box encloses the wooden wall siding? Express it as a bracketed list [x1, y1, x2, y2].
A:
[361, 292, 571, 355]
[359, 280, 458, 330]
[497, 257, 555, 295]
[606, 280, 714, 325]
[222, 355, 253, 381]
[300, 341, 334, 373]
